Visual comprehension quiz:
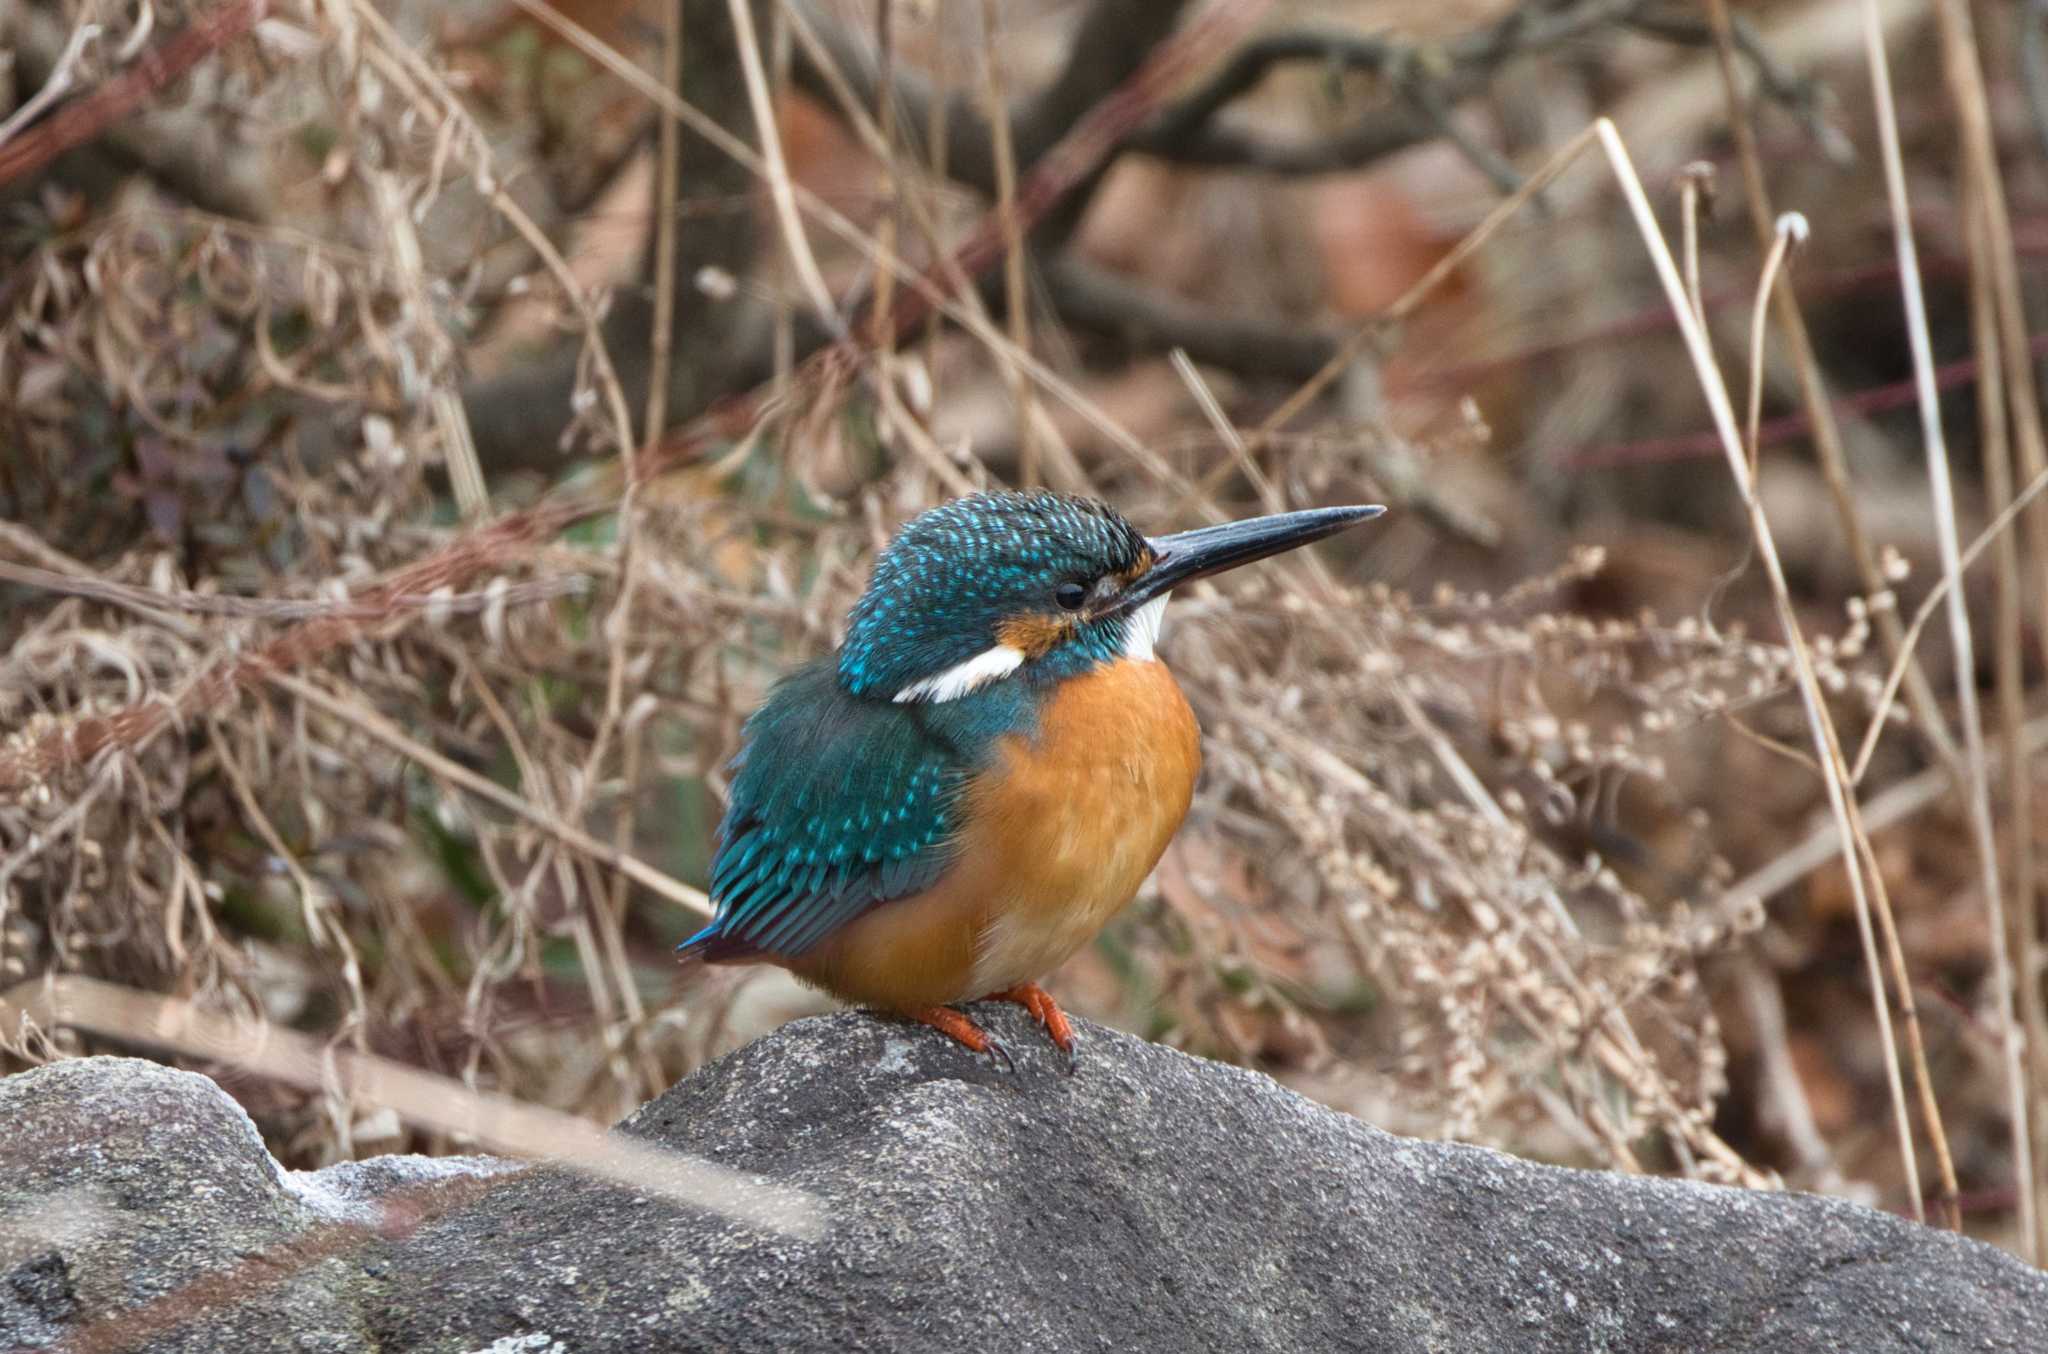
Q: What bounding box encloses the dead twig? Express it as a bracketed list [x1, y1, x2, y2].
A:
[0, 503, 595, 798]
[267, 671, 712, 920]
[1597, 114, 1926, 1219]
[0, 14, 99, 149]
[0, 0, 266, 189]
[0, 560, 587, 624]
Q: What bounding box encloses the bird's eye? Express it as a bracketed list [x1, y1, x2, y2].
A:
[1054, 581, 1088, 611]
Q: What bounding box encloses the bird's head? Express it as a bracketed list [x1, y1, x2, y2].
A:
[836, 491, 1384, 704]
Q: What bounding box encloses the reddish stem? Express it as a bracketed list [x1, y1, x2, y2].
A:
[1562, 331, 2048, 470]
[0, 1, 269, 190]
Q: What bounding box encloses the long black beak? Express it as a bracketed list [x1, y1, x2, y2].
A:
[1112, 504, 1385, 614]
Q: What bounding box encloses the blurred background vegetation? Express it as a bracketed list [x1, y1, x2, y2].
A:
[5, 0, 2048, 1265]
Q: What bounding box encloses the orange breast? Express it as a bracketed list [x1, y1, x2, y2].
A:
[789, 658, 1200, 1011]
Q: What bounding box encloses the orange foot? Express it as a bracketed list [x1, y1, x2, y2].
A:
[986, 983, 1079, 1074]
[902, 1005, 1014, 1073]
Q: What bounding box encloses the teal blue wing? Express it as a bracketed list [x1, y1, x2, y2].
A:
[680, 659, 1025, 960]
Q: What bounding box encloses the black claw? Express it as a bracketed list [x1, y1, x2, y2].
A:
[1060, 1038, 1081, 1076]
[983, 1036, 1016, 1075]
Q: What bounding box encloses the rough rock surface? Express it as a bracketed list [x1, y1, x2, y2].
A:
[3, 1009, 2044, 1352]
[0, 1055, 373, 1352]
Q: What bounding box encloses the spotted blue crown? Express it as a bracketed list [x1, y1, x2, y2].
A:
[836, 492, 1149, 698]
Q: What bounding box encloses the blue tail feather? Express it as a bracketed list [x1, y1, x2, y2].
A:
[676, 920, 731, 962]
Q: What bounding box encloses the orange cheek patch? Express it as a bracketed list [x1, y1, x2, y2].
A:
[997, 614, 1074, 658]
[1111, 548, 1155, 590]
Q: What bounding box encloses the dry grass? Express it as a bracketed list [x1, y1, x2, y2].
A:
[4, 0, 2045, 1268]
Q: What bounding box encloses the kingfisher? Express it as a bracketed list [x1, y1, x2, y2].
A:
[679, 491, 1384, 1070]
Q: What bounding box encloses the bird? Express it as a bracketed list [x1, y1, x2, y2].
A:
[678, 490, 1384, 1070]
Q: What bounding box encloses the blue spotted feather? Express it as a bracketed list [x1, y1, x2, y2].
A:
[679, 657, 1035, 960]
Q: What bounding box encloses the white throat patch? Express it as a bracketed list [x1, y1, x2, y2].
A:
[891, 644, 1026, 704]
[1122, 595, 1169, 662]
[890, 596, 1170, 703]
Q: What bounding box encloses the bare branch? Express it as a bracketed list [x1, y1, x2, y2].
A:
[1624, 8, 1848, 162]
[0, 502, 597, 798]
[788, 0, 1196, 208]
[462, 0, 767, 475]
[0, 0, 266, 194]
[0, 0, 270, 220]
[0, 559, 587, 623]
[1126, 0, 1653, 174]
[1040, 255, 1338, 383]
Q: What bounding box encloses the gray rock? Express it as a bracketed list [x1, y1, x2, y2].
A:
[4, 1010, 2044, 1352]
[0, 1056, 372, 1352]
